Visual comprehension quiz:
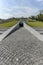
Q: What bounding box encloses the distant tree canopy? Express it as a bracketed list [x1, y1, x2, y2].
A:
[0, 17, 27, 24]
[0, 17, 20, 24]
[37, 14, 43, 21]
[29, 16, 36, 20]
[29, 10, 43, 21]
[37, 10, 43, 21]
[0, 10, 43, 23]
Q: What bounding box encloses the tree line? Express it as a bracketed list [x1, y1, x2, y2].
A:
[29, 10, 43, 21]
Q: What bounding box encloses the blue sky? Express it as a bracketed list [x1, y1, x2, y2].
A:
[0, 0, 43, 19]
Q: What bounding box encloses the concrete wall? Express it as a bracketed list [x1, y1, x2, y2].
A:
[24, 23, 43, 41]
[0, 23, 20, 41]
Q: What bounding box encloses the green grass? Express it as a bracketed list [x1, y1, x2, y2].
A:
[0, 21, 18, 28]
[27, 21, 43, 27]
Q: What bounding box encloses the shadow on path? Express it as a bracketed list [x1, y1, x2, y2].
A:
[3, 24, 21, 40]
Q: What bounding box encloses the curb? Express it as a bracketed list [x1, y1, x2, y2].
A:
[0, 23, 19, 41]
[24, 23, 43, 41]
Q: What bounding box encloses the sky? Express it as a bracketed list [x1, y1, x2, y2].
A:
[0, 0, 43, 19]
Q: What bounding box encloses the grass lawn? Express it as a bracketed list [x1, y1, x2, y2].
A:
[0, 21, 18, 28]
[27, 21, 43, 27]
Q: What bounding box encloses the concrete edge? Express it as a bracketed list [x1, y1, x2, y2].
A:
[0, 22, 43, 41]
[24, 23, 43, 41]
[0, 23, 19, 41]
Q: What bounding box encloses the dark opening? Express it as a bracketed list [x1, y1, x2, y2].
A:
[19, 22, 23, 27]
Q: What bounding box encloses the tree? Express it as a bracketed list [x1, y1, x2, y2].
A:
[30, 16, 36, 20]
[37, 10, 43, 21]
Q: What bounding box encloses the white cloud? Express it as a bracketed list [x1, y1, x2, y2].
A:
[36, 0, 43, 6]
[36, 0, 43, 2]
[0, 13, 13, 19]
[0, 6, 39, 19]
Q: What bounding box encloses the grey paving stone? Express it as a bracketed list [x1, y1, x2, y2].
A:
[0, 27, 43, 65]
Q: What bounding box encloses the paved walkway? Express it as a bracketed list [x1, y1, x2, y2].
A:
[0, 27, 43, 65]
